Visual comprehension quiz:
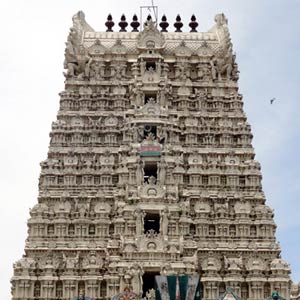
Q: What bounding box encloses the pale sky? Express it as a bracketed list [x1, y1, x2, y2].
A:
[0, 0, 299, 298]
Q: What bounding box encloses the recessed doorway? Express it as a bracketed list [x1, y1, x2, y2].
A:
[144, 213, 160, 234]
[142, 271, 160, 297]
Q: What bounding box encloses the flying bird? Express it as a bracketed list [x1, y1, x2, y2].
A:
[270, 98, 276, 104]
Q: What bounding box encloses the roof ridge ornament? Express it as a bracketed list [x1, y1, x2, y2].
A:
[143, 16, 157, 32]
[209, 13, 232, 54]
[72, 11, 94, 39]
[139, 0, 158, 30]
[137, 17, 165, 51]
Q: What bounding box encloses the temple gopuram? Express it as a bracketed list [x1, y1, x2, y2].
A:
[11, 11, 297, 300]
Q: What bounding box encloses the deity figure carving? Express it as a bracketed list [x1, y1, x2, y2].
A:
[140, 59, 146, 76]
[116, 201, 125, 217]
[145, 132, 157, 142]
[76, 46, 91, 78]
[63, 252, 79, 269]
[157, 160, 167, 184]
[134, 208, 145, 236]
[129, 85, 143, 107]
[210, 48, 238, 81]
[130, 265, 144, 296]
[146, 289, 156, 300]
[112, 63, 126, 81]
[148, 176, 157, 185]
[88, 59, 104, 80]
[14, 256, 36, 269]
[75, 199, 88, 217]
[82, 251, 103, 268]
[214, 13, 228, 27]
[72, 11, 94, 35]
[143, 66, 159, 83]
[175, 61, 189, 80]
[157, 126, 167, 144]
[134, 89, 143, 108]
[180, 201, 189, 217]
[158, 90, 166, 107]
[64, 44, 90, 79]
[136, 159, 145, 185]
[156, 60, 162, 76]
[197, 64, 211, 81]
[162, 62, 169, 78]
[160, 207, 169, 236]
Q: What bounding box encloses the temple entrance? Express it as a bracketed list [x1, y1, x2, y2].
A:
[142, 272, 160, 297]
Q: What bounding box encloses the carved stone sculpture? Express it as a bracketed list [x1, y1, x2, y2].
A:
[11, 11, 293, 300]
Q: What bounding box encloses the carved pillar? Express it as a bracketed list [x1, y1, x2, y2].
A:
[64, 280, 76, 300]
[87, 279, 98, 299]
[211, 281, 218, 300]
[107, 277, 120, 297]
[41, 280, 54, 299]
[250, 282, 263, 300]
[19, 280, 31, 299]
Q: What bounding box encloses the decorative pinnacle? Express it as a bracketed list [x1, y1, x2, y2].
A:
[119, 14, 128, 32]
[105, 14, 114, 32]
[174, 14, 183, 32]
[130, 14, 140, 32]
[159, 15, 169, 32]
[189, 14, 199, 32]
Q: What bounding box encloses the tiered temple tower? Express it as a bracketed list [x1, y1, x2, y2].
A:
[11, 11, 292, 300]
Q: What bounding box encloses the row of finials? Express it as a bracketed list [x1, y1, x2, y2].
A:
[105, 14, 199, 32]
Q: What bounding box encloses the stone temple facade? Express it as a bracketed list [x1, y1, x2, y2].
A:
[11, 11, 294, 300]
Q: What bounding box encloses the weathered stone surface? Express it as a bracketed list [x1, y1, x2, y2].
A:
[11, 11, 291, 300]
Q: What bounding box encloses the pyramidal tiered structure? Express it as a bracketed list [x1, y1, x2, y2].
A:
[11, 11, 293, 300]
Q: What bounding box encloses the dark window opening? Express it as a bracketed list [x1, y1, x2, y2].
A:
[56, 281, 63, 298]
[202, 176, 208, 185]
[229, 225, 236, 236]
[239, 176, 246, 186]
[209, 225, 216, 236]
[250, 225, 257, 237]
[76, 176, 82, 185]
[142, 272, 160, 297]
[78, 281, 85, 297]
[144, 162, 157, 183]
[89, 225, 95, 235]
[190, 224, 196, 236]
[220, 176, 227, 186]
[183, 175, 189, 184]
[144, 125, 157, 139]
[146, 62, 156, 71]
[219, 282, 226, 297]
[57, 175, 64, 185]
[33, 281, 41, 297]
[68, 224, 75, 235]
[100, 280, 107, 297]
[94, 176, 100, 185]
[144, 213, 160, 234]
[47, 224, 54, 235]
[112, 175, 119, 184]
[263, 283, 271, 299]
[109, 224, 114, 235]
[241, 282, 249, 299]
[144, 94, 157, 104]
[200, 282, 204, 299]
